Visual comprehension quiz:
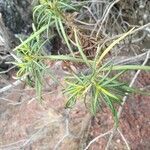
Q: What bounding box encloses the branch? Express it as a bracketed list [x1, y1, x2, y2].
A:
[117, 128, 130, 150]
[112, 50, 150, 65]
[0, 66, 15, 74]
[84, 129, 113, 150]
[96, 0, 121, 37]
[0, 76, 26, 94]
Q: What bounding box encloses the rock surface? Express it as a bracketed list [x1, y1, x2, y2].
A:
[0, 0, 32, 33]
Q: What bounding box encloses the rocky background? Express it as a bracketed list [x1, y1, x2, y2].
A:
[0, 0, 150, 150]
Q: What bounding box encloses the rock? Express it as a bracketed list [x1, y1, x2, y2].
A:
[0, 13, 12, 70]
[0, 0, 32, 33]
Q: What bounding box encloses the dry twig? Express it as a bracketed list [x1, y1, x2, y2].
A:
[105, 50, 150, 150]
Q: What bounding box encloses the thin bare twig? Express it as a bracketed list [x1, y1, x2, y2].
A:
[79, 113, 92, 149]
[84, 129, 113, 150]
[0, 66, 15, 74]
[117, 128, 130, 150]
[112, 50, 150, 65]
[105, 51, 150, 150]
[118, 51, 150, 118]
[0, 76, 26, 94]
[106, 23, 150, 42]
[96, 0, 121, 38]
[54, 109, 70, 150]
[1, 97, 26, 106]
[0, 139, 26, 150]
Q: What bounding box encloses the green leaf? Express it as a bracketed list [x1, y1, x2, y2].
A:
[91, 87, 99, 115]
[97, 85, 119, 101]
[58, 18, 74, 56]
[14, 24, 51, 51]
[66, 97, 76, 108]
[74, 29, 91, 67]
[96, 28, 135, 66]
[103, 94, 118, 127]
[101, 70, 125, 86]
